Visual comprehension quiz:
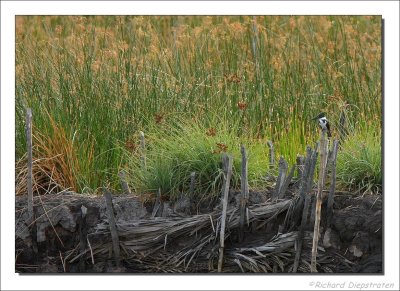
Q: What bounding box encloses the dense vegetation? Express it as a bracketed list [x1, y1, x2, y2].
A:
[15, 16, 382, 197]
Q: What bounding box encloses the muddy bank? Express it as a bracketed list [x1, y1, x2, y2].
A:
[15, 190, 382, 273]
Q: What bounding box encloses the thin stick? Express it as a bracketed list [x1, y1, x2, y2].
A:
[209, 215, 215, 233]
[218, 154, 233, 272]
[311, 130, 329, 272]
[87, 237, 95, 265]
[239, 145, 249, 242]
[59, 251, 66, 272]
[103, 188, 121, 267]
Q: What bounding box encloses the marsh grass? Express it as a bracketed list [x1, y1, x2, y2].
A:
[336, 125, 382, 195]
[15, 16, 382, 195]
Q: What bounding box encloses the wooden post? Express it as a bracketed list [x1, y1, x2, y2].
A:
[103, 188, 121, 267]
[326, 139, 339, 228]
[139, 131, 146, 170]
[151, 188, 162, 218]
[293, 193, 311, 272]
[218, 154, 233, 272]
[189, 171, 196, 197]
[273, 156, 287, 200]
[279, 165, 295, 199]
[118, 170, 131, 195]
[296, 155, 305, 181]
[306, 149, 318, 195]
[298, 146, 312, 198]
[239, 145, 249, 242]
[311, 130, 329, 272]
[267, 140, 275, 168]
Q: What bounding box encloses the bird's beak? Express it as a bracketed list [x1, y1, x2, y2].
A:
[311, 116, 318, 120]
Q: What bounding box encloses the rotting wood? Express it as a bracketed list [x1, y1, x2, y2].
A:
[290, 146, 317, 233]
[239, 145, 249, 242]
[218, 154, 233, 272]
[118, 170, 131, 195]
[326, 139, 339, 228]
[103, 188, 121, 267]
[311, 130, 329, 272]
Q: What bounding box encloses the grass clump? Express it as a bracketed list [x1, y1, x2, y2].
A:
[123, 117, 271, 201]
[337, 124, 382, 195]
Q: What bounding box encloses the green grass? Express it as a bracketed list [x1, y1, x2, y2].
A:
[15, 16, 382, 196]
[337, 124, 382, 194]
[122, 116, 273, 201]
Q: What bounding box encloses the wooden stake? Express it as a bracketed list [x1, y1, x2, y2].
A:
[239, 145, 249, 242]
[326, 139, 339, 228]
[279, 165, 295, 199]
[267, 140, 275, 168]
[151, 188, 162, 218]
[218, 154, 233, 272]
[103, 188, 121, 267]
[293, 193, 311, 273]
[118, 170, 131, 195]
[273, 156, 288, 200]
[311, 130, 329, 272]
[296, 154, 305, 181]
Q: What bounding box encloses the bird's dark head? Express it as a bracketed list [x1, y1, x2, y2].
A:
[311, 112, 326, 120]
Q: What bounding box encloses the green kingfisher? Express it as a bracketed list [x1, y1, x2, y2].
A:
[312, 112, 331, 137]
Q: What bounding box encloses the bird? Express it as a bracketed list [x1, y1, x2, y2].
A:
[312, 112, 331, 137]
